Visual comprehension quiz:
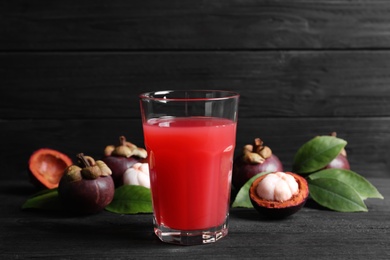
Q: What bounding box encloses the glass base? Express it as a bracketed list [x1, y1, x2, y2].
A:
[153, 215, 229, 245]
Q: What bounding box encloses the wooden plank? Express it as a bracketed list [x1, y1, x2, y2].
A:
[2, 1, 390, 50]
[1, 117, 389, 179]
[2, 51, 390, 119]
[0, 178, 389, 258]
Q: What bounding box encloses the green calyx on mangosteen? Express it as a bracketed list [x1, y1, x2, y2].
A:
[249, 172, 309, 219]
[58, 153, 115, 214]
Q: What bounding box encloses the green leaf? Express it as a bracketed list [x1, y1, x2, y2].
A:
[293, 136, 347, 174]
[308, 169, 383, 200]
[308, 178, 367, 212]
[105, 185, 153, 214]
[22, 188, 63, 211]
[231, 172, 269, 208]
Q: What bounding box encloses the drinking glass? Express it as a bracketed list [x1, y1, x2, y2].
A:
[139, 90, 239, 245]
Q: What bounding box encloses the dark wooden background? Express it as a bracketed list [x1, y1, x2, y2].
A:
[1, 0, 390, 180]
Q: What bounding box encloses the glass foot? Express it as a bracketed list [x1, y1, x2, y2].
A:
[153, 216, 229, 245]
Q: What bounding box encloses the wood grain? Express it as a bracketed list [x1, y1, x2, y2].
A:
[2, 0, 390, 50]
[1, 1, 389, 258]
[0, 178, 389, 259]
[1, 3, 389, 183]
[2, 51, 390, 119]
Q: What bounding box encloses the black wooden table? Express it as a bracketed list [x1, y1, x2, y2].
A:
[1, 177, 388, 259]
[1, 1, 390, 259]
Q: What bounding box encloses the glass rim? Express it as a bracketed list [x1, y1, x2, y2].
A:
[139, 90, 239, 102]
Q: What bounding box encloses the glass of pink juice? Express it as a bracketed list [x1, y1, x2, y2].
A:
[140, 90, 239, 245]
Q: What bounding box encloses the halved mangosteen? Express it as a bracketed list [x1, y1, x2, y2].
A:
[28, 148, 73, 189]
[249, 172, 309, 219]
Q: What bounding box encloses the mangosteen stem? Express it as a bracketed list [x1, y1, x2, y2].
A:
[119, 136, 126, 146]
[77, 153, 91, 167]
[253, 138, 264, 151]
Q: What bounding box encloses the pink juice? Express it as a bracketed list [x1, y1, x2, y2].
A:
[143, 117, 236, 231]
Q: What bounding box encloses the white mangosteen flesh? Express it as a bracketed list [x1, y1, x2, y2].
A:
[256, 172, 299, 202]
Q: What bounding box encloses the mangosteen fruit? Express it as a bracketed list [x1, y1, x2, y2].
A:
[233, 138, 283, 190]
[28, 148, 73, 189]
[58, 153, 115, 214]
[325, 132, 350, 170]
[249, 171, 309, 219]
[102, 136, 147, 187]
